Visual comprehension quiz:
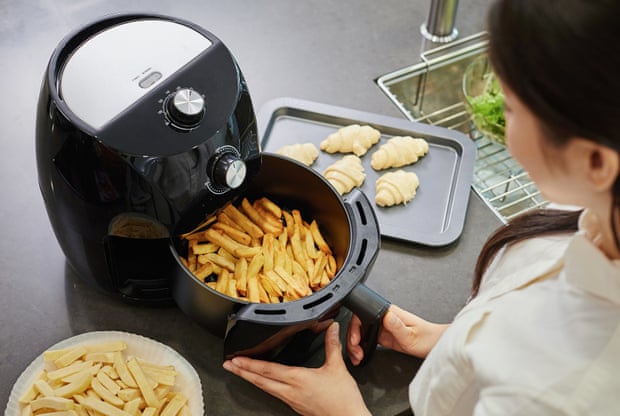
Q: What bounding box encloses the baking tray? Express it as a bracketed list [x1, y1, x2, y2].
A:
[257, 97, 475, 246]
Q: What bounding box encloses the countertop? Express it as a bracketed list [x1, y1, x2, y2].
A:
[0, 1, 500, 414]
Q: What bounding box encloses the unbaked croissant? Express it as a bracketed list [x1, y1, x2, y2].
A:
[323, 155, 366, 195]
[370, 136, 429, 171]
[320, 124, 381, 157]
[375, 170, 419, 207]
[276, 143, 319, 166]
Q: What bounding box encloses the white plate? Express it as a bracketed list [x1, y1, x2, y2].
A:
[4, 331, 205, 416]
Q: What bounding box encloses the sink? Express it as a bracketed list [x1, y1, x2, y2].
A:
[377, 32, 548, 223]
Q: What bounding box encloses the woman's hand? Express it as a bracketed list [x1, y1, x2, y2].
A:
[223, 322, 371, 416]
[347, 305, 449, 366]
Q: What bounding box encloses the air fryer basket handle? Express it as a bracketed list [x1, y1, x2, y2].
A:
[341, 189, 390, 365]
[344, 283, 390, 366]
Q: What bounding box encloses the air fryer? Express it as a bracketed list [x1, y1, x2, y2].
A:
[36, 13, 261, 303]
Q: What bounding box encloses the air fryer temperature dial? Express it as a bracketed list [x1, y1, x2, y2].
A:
[165, 88, 205, 128]
[213, 152, 246, 189]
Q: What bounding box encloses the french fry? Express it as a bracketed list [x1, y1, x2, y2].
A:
[142, 408, 157, 416]
[304, 228, 319, 259]
[187, 255, 196, 272]
[264, 270, 288, 294]
[241, 198, 282, 234]
[96, 370, 121, 394]
[212, 221, 252, 245]
[30, 397, 75, 412]
[126, 358, 159, 408]
[310, 220, 332, 255]
[311, 252, 328, 288]
[290, 231, 307, 265]
[259, 273, 282, 299]
[92, 378, 124, 406]
[254, 203, 284, 232]
[83, 351, 115, 363]
[80, 396, 133, 416]
[54, 346, 87, 368]
[19, 371, 46, 403]
[160, 393, 188, 416]
[193, 261, 214, 281]
[214, 210, 241, 230]
[223, 203, 263, 238]
[34, 380, 55, 397]
[255, 197, 282, 219]
[227, 278, 238, 299]
[114, 352, 137, 388]
[247, 254, 264, 279]
[215, 269, 231, 294]
[189, 240, 218, 256]
[277, 227, 288, 250]
[123, 397, 142, 416]
[257, 278, 274, 303]
[54, 370, 92, 398]
[320, 270, 330, 288]
[282, 211, 295, 237]
[326, 254, 337, 278]
[274, 266, 308, 298]
[47, 361, 92, 382]
[247, 274, 261, 303]
[203, 228, 260, 258]
[235, 257, 248, 296]
[204, 252, 235, 272]
[262, 233, 275, 272]
[117, 388, 141, 402]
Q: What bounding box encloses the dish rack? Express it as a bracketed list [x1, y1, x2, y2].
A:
[377, 32, 548, 223]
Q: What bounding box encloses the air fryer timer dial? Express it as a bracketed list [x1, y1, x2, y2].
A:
[213, 152, 247, 189]
[165, 88, 205, 128]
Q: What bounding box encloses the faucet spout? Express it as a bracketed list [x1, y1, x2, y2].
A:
[421, 0, 459, 43]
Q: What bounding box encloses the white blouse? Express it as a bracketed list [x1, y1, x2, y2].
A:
[409, 210, 620, 415]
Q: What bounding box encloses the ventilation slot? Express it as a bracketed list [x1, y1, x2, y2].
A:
[254, 308, 286, 315]
[303, 293, 333, 309]
[355, 200, 368, 225]
[355, 239, 368, 266]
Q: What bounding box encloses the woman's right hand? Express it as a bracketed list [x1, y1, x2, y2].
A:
[346, 305, 449, 366]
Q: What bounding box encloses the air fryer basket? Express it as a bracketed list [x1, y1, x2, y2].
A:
[170, 153, 389, 362]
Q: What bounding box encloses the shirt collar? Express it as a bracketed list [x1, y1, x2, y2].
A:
[563, 210, 620, 305]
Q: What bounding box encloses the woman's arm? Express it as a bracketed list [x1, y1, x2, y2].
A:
[347, 305, 449, 366]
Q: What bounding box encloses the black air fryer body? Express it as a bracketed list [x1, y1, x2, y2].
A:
[36, 14, 260, 303]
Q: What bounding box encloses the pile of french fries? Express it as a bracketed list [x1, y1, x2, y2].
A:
[180, 196, 338, 303]
[18, 341, 189, 416]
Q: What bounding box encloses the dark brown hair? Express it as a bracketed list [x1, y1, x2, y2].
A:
[472, 0, 620, 297]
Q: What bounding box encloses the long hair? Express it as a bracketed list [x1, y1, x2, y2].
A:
[472, 0, 620, 297]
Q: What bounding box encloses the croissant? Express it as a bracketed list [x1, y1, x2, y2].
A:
[370, 136, 429, 171]
[323, 155, 366, 195]
[375, 170, 419, 207]
[276, 143, 319, 166]
[320, 124, 381, 157]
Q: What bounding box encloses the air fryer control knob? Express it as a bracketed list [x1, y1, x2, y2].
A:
[165, 88, 205, 128]
[213, 153, 247, 189]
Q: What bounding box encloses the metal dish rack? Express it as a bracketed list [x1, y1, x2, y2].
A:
[377, 32, 548, 223]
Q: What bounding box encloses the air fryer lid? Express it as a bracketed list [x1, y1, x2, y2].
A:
[60, 19, 212, 131]
[51, 14, 246, 156]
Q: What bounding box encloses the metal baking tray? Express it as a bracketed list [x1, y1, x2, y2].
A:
[257, 97, 476, 246]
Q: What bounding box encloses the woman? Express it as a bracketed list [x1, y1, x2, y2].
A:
[223, 0, 620, 414]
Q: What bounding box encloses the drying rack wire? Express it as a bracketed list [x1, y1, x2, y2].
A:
[377, 32, 548, 223]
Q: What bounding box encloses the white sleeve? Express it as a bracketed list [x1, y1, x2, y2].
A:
[473, 385, 577, 416]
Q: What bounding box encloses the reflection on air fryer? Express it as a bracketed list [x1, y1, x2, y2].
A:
[109, 213, 169, 239]
[179, 195, 337, 303]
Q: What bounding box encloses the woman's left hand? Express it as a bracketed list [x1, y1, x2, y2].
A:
[222, 321, 371, 416]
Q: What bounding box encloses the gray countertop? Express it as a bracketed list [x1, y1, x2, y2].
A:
[0, 1, 500, 414]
